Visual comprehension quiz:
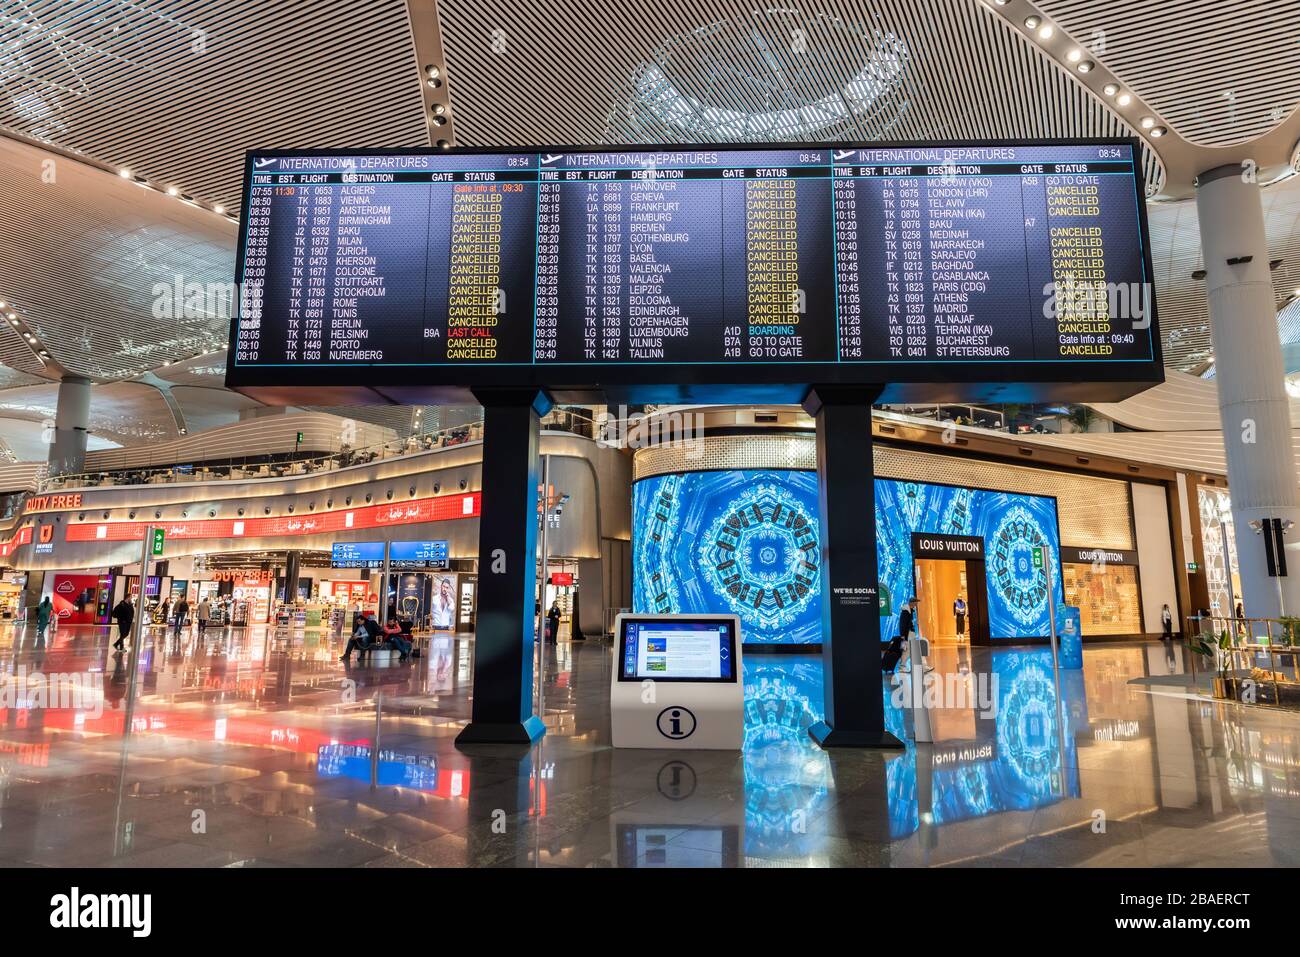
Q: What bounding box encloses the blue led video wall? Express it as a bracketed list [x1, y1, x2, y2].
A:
[876, 479, 1063, 643]
[632, 470, 1062, 645]
[633, 470, 823, 644]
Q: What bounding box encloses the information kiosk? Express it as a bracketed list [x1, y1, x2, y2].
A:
[611, 613, 744, 749]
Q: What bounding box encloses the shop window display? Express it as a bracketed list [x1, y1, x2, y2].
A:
[1063, 563, 1142, 636]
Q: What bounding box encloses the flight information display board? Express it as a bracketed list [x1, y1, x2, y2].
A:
[228, 140, 1160, 402]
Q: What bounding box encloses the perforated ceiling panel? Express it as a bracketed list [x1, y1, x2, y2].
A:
[0, 135, 236, 380]
[438, 0, 1163, 189]
[1037, 0, 1300, 149]
[0, 0, 431, 211]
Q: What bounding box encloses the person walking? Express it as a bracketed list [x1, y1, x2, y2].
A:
[898, 597, 919, 672]
[173, 597, 190, 640]
[196, 597, 211, 640]
[112, 597, 134, 652]
[1161, 603, 1174, 640]
[35, 596, 52, 642]
[546, 601, 562, 643]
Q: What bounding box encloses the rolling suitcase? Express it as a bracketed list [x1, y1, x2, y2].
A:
[881, 635, 904, 673]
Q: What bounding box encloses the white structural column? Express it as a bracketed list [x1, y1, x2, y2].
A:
[1195, 164, 1300, 617]
[47, 375, 91, 477]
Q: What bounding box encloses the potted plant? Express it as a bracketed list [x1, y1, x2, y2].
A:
[1186, 628, 1235, 698]
[1278, 616, 1300, 646]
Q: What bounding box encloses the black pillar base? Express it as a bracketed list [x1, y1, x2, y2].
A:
[804, 384, 901, 750]
[455, 715, 545, 747]
[454, 387, 551, 749]
[808, 720, 905, 750]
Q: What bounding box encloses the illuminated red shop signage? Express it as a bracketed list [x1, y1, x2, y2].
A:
[25, 494, 82, 511]
[63, 491, 481, 544]
[0, 526, 32, 558]
[209, 569, 275, 583]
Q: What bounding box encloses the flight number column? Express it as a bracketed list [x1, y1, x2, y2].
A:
[590, 181, 627, 360]
[297, 184, 335, 361]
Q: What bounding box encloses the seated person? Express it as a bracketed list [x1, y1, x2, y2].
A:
[340, 613, 382, 661]
[382, 618, 412, 661]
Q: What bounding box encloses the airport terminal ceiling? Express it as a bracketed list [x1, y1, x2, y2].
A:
[0, 0, 1293, 437]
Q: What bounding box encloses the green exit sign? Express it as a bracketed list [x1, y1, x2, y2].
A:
[150, 528, 165, 556]
[1031, 547, 1043, 569]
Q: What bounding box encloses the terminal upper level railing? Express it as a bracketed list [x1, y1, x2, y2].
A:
[22, 406, 603, 500]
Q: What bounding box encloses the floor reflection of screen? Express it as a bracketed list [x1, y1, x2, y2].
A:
[620, 620, 734, 680]
[616, 824, 738, 867]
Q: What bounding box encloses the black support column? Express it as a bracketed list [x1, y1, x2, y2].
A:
[803, 385, 903, 749]
[455, 388, 551, 747]
[283, 550, 301, 603]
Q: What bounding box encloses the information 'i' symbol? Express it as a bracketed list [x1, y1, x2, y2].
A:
[656, 706, 697, 739]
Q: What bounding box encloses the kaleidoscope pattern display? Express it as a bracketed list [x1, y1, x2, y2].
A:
[883, 648, 1083, 838]
[633, 470, 1061, 645]
[876, 479, 1063, 643]
[742, 661, 833, 858]
[738, 655, 1083, 845]
[632, 471, 822, 644]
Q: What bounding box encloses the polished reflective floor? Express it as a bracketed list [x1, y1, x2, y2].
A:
[0, 622, 1293, 867]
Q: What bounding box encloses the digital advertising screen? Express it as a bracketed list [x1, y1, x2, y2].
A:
[632, 470, 1062, 645]
[875, 479, 1063, 643]
[330, 541, 385, 569]
[633, 470, 822, 645]
[618, 617, 737, 682]
[228, 140, 1160, 403]
[387, 539, 449, 569]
